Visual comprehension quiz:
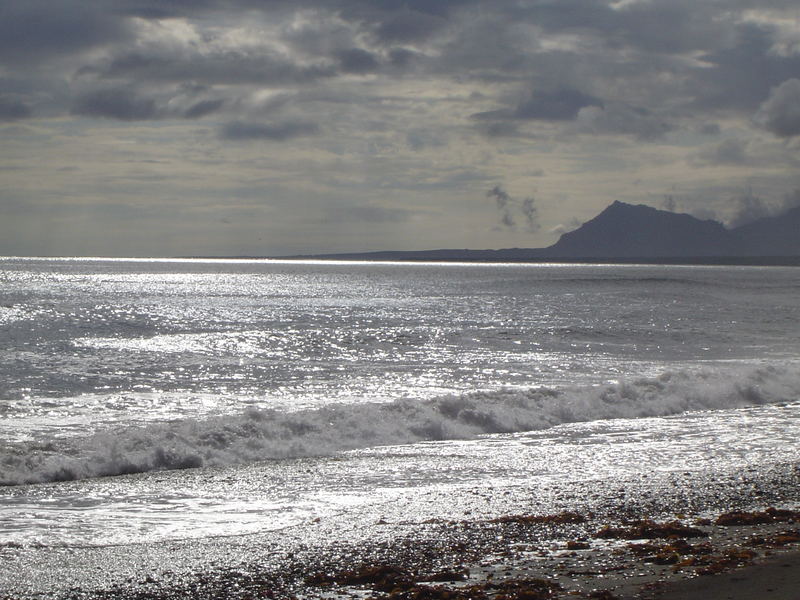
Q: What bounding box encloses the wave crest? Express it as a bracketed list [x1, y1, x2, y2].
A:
[2, 363, 798, 486]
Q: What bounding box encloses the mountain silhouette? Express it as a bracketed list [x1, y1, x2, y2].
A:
[544, 201, 739, 257]
[280, 200, 800, 262]
[733, 204, 800, 256]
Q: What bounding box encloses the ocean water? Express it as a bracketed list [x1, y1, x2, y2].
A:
[1, 258, 799, 592]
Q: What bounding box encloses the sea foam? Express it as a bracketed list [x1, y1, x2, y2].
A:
[1, 362, 798, 486]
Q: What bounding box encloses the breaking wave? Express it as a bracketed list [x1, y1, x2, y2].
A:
[2, 362, 799, 486]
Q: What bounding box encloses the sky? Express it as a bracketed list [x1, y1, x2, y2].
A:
[1, 0, 799, 257]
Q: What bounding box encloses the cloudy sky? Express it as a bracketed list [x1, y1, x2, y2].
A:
[1, 0, 799, 257]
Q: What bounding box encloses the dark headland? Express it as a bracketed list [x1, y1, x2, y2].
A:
[277, 201, 800, 265]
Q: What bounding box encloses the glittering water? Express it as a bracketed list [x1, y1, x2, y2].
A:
[1, 258, 799, 550]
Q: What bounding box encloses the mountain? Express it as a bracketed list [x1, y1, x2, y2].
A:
[733, 205, 800, 256]
[277, 201, 800, 263]
[542, 201, 739, 257]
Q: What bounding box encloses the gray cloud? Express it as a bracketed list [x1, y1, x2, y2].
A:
[692, 23, 800, 113]
[336, 48, 381, 74]
[486, 185, 515, 228]
[486, 185, 539, 231]
[697, 123, 722, 136]
[574, 103, 673, 141]
[94, 50, 336, 87]
[549, 217, 582, 237]
[756, 78, 800, 138]
[184, 99, 225, 119]
[726, 186, 800, 227]
[71, 89, 159, 121]
[473, 88, 603, 123]
[324, 205, 415, 224]
[692, 138, 753, 166]
[514, 89, 603, 121]
[370, 9, 447, 43]
[3, 0, 800, 257]
[0, 98, 32, 121]
[727, 188, 775, 228]
[473, 120, 522, 138]
[0, 1, 133, 65]
[220, 120, 320, 141]
[520, 196, 540, 232]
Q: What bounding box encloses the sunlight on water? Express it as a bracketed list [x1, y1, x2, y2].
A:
[1, 259, 799, 552]
[1, 402, 797, 547]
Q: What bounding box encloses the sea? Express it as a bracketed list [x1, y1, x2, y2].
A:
[1, 258, 799, 596]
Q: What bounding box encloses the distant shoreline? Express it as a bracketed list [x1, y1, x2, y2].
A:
[211, 255, 800, 266]
[4, 255, 800, 266]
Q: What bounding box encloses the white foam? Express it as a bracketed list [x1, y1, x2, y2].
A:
[2, 361, 798, 486]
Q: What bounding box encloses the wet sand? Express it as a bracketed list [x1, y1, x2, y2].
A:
[0, 488, 800, 600]
[655, 551, 800, 600]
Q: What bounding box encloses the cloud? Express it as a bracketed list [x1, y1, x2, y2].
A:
[574, 103, 673, 140]
[324, 205, 415, 224]
[520, 196, 540, 232]
[184, 99, 225, 119]
[406, 129, 446, 150]
[549, 217, 582, 237]
[696, 123, 721, 136]
[661, 195, 677, 212]
[755, 78, 800, 138]
[472, 88, 603, 123]
[0, 1, 133, 65]
[727, 188, 772, 227]
[219, 120, 320, 141]
[725, 186, 800, 227]
[514, 89, 603, 121]
[71, 88, 159, 121]
[473, 120, 522, 138]
[0, 98, 32, 121]
[485, 185, 539, 232]
[370, 8, 447, 43]
[691, 138, 753, 166]
[95, 49, 336, 87]
[335, 48, 381, 74]
[486, 185, 515, 228]
[692, 23, 800, 112]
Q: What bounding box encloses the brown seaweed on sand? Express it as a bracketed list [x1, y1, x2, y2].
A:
[594, 519, 707, 540]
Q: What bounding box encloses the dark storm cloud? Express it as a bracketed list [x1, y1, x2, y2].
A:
[71, 89, 159, 121]
[220, 120, 320, 141]
[0, 98, 32, 121]
[7, 0, 793, 131]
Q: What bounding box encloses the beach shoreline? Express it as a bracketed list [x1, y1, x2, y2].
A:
[288, 507, 800, 600]
[4, 504, 797, 599]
